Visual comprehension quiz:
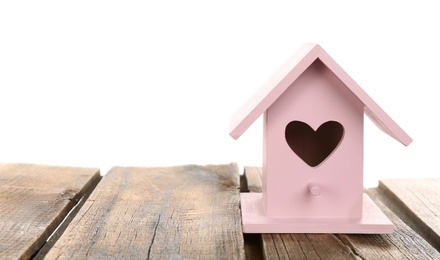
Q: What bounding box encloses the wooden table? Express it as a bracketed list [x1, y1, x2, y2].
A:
[1, 163, 439, 259]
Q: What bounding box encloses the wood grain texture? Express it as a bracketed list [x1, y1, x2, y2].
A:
[378, 178, 440, 251]
[338, 188, 440, 259]
[242, 166, 262, 193]
[0, 163, 101, 260]
[45, 163, 245, 259]
[242, 167, 440, 259]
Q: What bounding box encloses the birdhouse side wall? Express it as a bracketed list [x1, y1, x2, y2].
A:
[263, 59, 364, 219]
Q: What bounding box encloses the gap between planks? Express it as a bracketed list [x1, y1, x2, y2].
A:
[375, 178, 440, 252]
[0, 163, 101, 260]
[32, 174, 102, 259]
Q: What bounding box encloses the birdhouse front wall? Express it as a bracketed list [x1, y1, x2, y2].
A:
[262, 59, 364, 219]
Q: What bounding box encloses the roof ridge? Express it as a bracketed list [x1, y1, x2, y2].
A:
[229, 43, 412, 146]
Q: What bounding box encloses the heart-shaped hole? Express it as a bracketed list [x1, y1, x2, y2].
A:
[285, 121, 344, 167]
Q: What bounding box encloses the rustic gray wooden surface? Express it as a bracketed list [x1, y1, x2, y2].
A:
[0, 163, 100, 260]
[242, 166, 440, 260]
[3, 163, 440, 259]
[44, 164, 245, 259]
[378, 178, 440, 252]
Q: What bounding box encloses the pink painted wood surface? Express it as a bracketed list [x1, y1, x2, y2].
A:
[229, 43, 412, 146]
[241, 193, 394, 234]
[230, 43, 410, 233]
[263, 59, 364, 218]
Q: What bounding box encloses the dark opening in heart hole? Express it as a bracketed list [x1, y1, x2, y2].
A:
[285, 121, 344, 167]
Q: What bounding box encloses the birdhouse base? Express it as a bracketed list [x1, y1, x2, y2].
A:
[240, 193, 393, 234]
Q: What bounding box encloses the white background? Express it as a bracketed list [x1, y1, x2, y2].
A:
[0, 1, 438, 187]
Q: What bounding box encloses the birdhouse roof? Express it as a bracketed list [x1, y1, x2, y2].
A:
[229, 43, 412, 146]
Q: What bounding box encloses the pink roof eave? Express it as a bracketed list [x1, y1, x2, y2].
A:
[229, 43, 412, 146]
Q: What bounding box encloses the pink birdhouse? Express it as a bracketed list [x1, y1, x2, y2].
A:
[230, 43, 412, 234]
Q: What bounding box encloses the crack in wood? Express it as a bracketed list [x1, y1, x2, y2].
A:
[335, 235, 365, 260]
[147, 214, 161, 259]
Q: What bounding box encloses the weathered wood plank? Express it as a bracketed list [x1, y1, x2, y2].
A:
[242, 167, 440, 259]
[240, 171, 264, 260]
[378, 178, 440, 251]
[262, 233, 358, 259]
[338, 188, 440, 259]
[242, 166, 262, 193]
[45, 163, 245, 259]
[0, 163, 101, 260]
